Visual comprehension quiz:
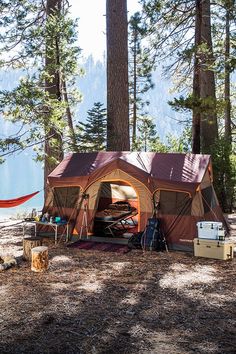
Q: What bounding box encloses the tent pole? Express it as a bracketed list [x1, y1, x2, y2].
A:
[79, 194, 89, 239]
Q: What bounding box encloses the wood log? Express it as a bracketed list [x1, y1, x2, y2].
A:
[31, 246, 49, 272]
[23, 237, 42, 261]
[0, 256, 17, 271]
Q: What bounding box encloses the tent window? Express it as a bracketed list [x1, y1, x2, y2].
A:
[159, 191, 191, 215]
[201, 186, 217, 213]
[53, 187, 80, 208]
[100, 182, 137, 199]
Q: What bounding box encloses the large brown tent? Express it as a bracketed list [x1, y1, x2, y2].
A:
[44, 151, 226, 251]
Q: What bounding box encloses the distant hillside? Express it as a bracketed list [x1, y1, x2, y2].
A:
[77, 56, 186, 139]
[0, 56, 185, 137]
[77, 55, 106, 122]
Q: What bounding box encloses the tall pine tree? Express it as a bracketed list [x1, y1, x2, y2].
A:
[77, 102, 107, 151]
[129, 11, 154, 149]
[135, 116, 157, 152]
[0, 0, 82, 192]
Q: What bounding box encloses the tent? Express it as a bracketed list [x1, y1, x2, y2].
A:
[44, 151, 226, 251]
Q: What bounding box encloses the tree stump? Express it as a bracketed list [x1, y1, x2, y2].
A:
[31, 246, 49, 272]
[23, 237, 42, 261]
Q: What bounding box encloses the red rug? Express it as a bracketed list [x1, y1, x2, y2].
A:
[68, 240, 131, 254]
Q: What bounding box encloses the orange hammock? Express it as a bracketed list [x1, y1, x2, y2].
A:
[0, 191, 39, 208]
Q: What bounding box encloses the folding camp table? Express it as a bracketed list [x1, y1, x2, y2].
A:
[23, 221, 70, 244]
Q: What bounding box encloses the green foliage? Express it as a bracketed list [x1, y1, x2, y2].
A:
[0, 137, 23, 163]
[129, 11, 154, 99]
[132, 115, 191, 153]
[0, 0, 44, 67]
[211, 0, 236, 73]
[129, 11, 155, 145]
[169, 95, 219, 115]
[0, 0, 82, 161]
[149, 137, 168, 153]
[44, 9, 81, 79]
[77, 102, 107, 152]
[133, 116, 157, 152]
[166, 127, 192, 153]
[210, 137, 236, 212]
[141, 0, 195, 86]
[142, 0, 235, 152]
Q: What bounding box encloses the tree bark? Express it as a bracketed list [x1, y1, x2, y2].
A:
[192, 0, 201, 154]
[23, 237, 42, 261]
[31, 246, 49, 272]
[62, 77, 79, 151]
[132, 28, 138, 149]
[106, 0, 130, 151]
[199, 0, 218, 153]
[44, 0, 64, 199]
[224, 3, 232, 144]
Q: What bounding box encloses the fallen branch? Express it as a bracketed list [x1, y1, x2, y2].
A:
[0, 255, 17, 271]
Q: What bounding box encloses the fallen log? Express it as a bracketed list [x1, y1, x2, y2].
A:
[0, 255, 17, 271]
[31, 246, 49, 272]
[23, 237, 42, 261]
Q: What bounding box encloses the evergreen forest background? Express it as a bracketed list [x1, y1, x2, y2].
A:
[0, 0, 235, 213]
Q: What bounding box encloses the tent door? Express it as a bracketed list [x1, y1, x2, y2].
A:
[93, 181, 138, 238]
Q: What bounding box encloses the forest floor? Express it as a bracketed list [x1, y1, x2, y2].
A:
[0, 215, 236, 354]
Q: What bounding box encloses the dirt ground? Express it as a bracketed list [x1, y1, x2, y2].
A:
[0, 217, 236, 354]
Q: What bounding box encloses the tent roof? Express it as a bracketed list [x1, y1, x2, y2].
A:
[48, 152, 211, 192]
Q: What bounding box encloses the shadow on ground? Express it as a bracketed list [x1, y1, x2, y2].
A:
[0, 241, 236, 354]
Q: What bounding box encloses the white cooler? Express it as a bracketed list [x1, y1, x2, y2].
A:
[196, 221, 225, 240]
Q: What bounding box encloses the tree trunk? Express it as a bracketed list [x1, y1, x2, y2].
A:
[224, 4, 231, 144]
[31, 246, 49, 272]
[62, 78, 79, 151]
[23, 237, 42, 261]
[132, 29, 138, 149]
[192, 0, 201, 154]
[106, 0, 130, 151]
[44, 0, 64, 199]
[199, 0, 218, 153]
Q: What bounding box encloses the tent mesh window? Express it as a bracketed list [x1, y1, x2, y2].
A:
[201, 186, 217, 213]
[53, 187, 80, 208]
[159, 191, 191, 215]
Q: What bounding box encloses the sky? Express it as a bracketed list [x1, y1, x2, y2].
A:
[70, 0, 141, 60]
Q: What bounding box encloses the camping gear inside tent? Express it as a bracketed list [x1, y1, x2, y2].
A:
[43, 151, 227, 251]
[93, 182, 138, 236]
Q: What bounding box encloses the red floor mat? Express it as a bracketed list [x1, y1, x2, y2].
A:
[68, 240, 131, 254]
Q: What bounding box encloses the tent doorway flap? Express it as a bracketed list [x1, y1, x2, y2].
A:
[94, 181, 138, 238]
